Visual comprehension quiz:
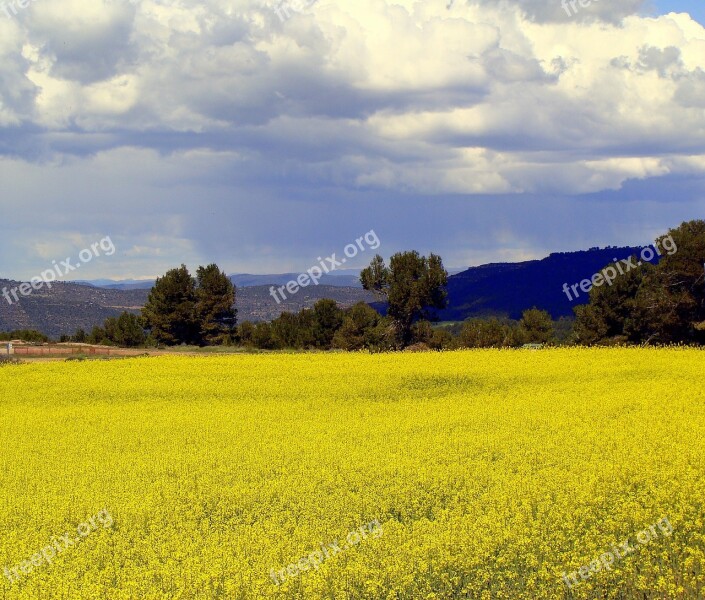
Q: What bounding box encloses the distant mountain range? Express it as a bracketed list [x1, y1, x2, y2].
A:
[75, 271, 365, 290]
[0, 280, 379, 338]
[438, 246, 650, 321]
[0, 282, 148, 339]
[1, 247, 649, 337]
[75, 268, 468, 290]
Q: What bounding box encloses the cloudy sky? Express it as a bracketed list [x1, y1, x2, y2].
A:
[0, 0, 703, 280]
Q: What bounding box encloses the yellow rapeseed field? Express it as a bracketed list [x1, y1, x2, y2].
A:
[0, 348, 704, 599]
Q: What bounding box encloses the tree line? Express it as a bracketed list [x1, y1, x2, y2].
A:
[53, 250, 562, 350]
[34, 219, 705, 349]
[573, 220, 705, 345]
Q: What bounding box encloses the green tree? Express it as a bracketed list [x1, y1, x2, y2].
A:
[295, 309, 317, 348]
[0, 330, 49, 343]
[267, 302, 344, 350]
[252, 322, 275, 349]
[271, 312, 302, 349]
[142, 265, 199, 345]
[518, 308, 555, 344]
[196, 264, 237, 345]
[553, 317, 575, 345]
[332, 302, 384, 351]
[103, 317, 119, 345]
[88, 325, 107, 345]
[113, 312, 146, 347]
[457, 318, 518, 348]
[411, 320, 434, 346]
[430, 327, 453, 350]
[573, 260, 650, 345]
[311, 299, 344, 349]
[573, 220, 705, 345]
[361, 251, 448, 347]
[635, 221, 705, 344]
[237, 321, 256, 346]
[98, 313, 145, 347]
[573, 304, 609, 346]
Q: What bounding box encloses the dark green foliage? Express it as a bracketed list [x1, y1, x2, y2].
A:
[88, 325, 108, 345]
[141, 264, 236, 346]
[111, 312, 146, 347]
[411, 320, 434, 346]
[635, 222, 705, 344]
[96, 320, 141, 346]
[237, 321, 255, 346]
[361, 251, 448, 347]
[456, 318, 523, 349]
[518, 308, 555, 344]
[332, 302, 392, 351]
[142, 265, 200, 345]
[311, 299, 344, 348]
[429, 328, 454, 350]
[573, 257, 651, 345]
[236, 300, 392, 352]
[553, 317, 575, 344]
[196, 264, 237, 345]
[271, 311, 308, 349]
[360, 255, 388, 291]
[251, 322, 275, 350]
[0, 330, 49, 343]
[269, 300, 344, 350]
[574, 220, 705, 345]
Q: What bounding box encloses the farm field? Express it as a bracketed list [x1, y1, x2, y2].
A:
[0, 349, 704, 599]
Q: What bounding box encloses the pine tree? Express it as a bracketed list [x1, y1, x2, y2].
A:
[195, 264, 237, 345]
[361, 251, 448, 347]
[142, 265, 199, 345]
